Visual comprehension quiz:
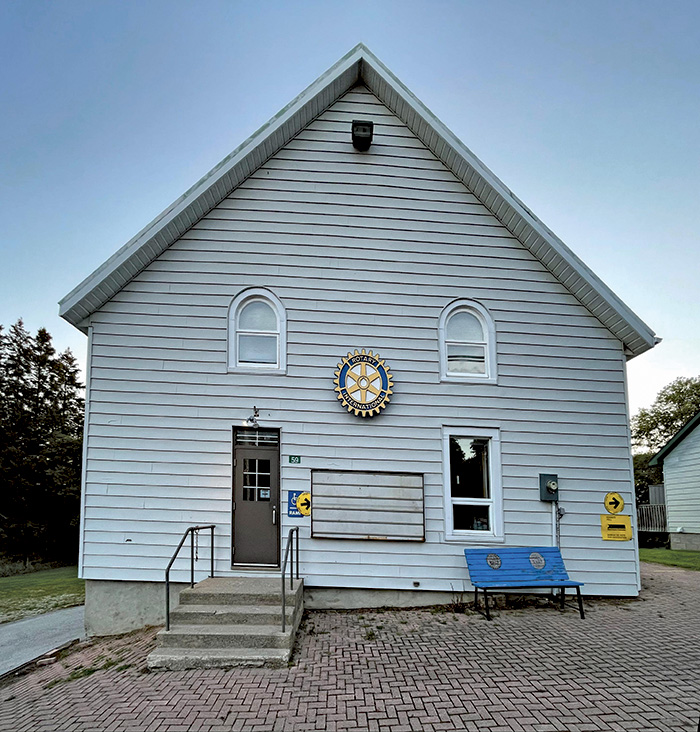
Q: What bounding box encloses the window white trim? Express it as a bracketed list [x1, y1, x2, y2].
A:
[228, 288, 287, 373]
[439, 299, 497, 383]
[442, 426, 504, 543]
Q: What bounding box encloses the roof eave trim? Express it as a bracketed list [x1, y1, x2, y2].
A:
[59, 43, 657, 358]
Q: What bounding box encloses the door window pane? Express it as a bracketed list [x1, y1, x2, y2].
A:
[240, 455, 274, 502]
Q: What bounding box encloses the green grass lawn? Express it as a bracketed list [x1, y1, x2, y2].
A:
[0, 566, 85, 624]
[639, 548, 700, 571]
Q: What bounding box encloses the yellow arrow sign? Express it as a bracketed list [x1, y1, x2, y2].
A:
[604, 492, 624, 514]
[296, 492, 311, 516]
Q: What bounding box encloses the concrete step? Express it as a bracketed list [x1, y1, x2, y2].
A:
[148, 646, 290, 670]
[148, 576, 304, 671]
[178, 576, 301, 607]
[157, 623, 294, 650]
[170, 604, 295, 626]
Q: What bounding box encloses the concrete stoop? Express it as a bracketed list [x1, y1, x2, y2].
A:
[147, 576, 304, 670]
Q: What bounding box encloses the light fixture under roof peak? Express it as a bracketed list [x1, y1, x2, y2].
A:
[351, 120, 373, 151]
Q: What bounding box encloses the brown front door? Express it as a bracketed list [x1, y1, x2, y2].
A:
[232, 429, 280, 566]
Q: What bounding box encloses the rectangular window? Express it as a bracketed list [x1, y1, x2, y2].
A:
[235, 429, 279, 448]
[446, 344, 486, 374]
[444, 428, 502, 540]
[238, 334, 278, 365]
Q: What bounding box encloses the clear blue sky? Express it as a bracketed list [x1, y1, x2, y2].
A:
[1, 0, 698, 414]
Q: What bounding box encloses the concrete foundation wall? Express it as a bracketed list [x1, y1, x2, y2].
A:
[84, 579, 468, 635]
[670, 533, 700, 551]
[86, 579, 603, 636]
[85, 580, 188, 636]
[304, 587, 461, 610]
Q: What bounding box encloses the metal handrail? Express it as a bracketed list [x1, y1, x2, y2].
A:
[281, 526, 300, 632]
[165, 525, 215, 631]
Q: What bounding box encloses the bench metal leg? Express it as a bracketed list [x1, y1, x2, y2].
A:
[560, 587, 566, 611]
[576, 586, 585, 619]
[473, 587, 491, 621]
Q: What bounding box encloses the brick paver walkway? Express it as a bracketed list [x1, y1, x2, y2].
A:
[0, 563, 697, 731]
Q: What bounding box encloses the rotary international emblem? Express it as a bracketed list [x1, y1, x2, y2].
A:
[334, 349, 393, 418]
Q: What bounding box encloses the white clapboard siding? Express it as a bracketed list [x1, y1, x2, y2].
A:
[108, 280, 604, 311]
[85, 398, 631, 431]
[86, 376, 627, 409]
[80, 85, 639, 595]
[663, 425, 700, 534]
[88, 318, 622, 353]
[82, 444, 632, 474]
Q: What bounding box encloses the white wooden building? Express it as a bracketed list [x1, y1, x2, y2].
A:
[59, 45, 658, 634]
[650, 411, 700, 550]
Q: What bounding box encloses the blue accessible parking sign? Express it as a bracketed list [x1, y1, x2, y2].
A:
[288, 491, 303, 517]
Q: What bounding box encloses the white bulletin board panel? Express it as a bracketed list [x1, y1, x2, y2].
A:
[311, 470, 425, 541]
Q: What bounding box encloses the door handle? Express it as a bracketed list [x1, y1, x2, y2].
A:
[272, 507, 277, 525]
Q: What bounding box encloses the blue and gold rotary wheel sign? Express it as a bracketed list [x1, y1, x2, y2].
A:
[334, 349, 393, 417]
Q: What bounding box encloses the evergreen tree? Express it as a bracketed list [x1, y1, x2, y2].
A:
[0, 320, 36, 564]
[0, 320, 84, 564]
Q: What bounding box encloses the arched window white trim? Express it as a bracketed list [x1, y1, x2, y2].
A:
[439, 299, 497, 383]
[228, 288, 287, 373]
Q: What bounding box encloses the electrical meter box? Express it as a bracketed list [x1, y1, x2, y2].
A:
[539, 473, 559, 502]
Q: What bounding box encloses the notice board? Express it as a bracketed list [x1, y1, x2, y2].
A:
[310, 470, 424, 541]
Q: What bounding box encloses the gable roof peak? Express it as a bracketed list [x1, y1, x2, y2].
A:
[59, 46, 657, 358]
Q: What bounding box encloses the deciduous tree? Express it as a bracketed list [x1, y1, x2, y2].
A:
[631, 376, 700, 453]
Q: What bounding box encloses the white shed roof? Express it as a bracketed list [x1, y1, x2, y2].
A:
[59, 44, 657, 357]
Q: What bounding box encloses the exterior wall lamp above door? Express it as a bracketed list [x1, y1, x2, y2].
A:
[244, 406, 260, 429]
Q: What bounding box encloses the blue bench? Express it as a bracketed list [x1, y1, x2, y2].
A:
[464, 546, 584, 621]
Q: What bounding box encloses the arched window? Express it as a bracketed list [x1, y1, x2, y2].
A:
[229, 289, 286, 372]
[439, 300, 496, 382]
